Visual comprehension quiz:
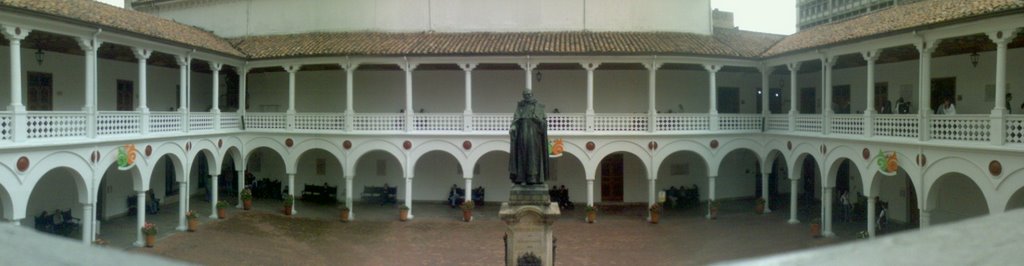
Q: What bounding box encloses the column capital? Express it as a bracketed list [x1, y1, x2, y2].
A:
[786, 62, 802, 72]
[987, 28, 1021, 45]
[458, 62, 478, 72]
[174, 55, 190, 66]
[399, 62, 419, 72]
[517, 61, 538, 71]
[76, 37, 103, 52]
[340, 62, 360, 71]
[131, 47, 152, 61]
[642, 61, 664, 71]
[580, 62, 601, 71]
[283, 65, 301, 73]
[1, 25, 30, 41]
[757, 63, 772, 74]
[236, 66, 250, 75]
[209, 62, 223, 72]
[820, 55, 837, 68]
[703, 64, 722, 73]
[861, 49, 881, 62]
[914, 39, 942, 54]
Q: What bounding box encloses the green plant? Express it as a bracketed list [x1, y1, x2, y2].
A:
[240, 188, 253, 200]
[400, 205, 410, 211]
[339, 202, 350, 211]
[141, 222, 157, 236]
[216, 200, 230, 209]
[185, 210, 199, 219]
[755, 198, 766, 204]
[811, 218, 821, 225]
[585, 205, 597, 213]
[283, 194, 295, 207]
[709, 200, 721, 209]
[649, 203, 663, 214]
[460, 201, 475, 211]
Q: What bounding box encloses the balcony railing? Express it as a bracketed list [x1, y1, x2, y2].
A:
[353, 113, 404, 132]
[874, 114, 918, 138]
[26, 111, 88, 140]
[245, 113, 287, 130]
[656, 114, 708, 132]
[720, 114, 762, 132]
[221, 113, 241, 130]
[0, 112, 11, 142]
[766, 114, 789, 132]
[830, 114, 864, 136]
[471, 113, 512, 132]
[1007, 115, 1024, 144]
[414, 113, 463, 132]
[189, 112, 215, 131]
[795, 114, 823, 133]
[150, 112, 183, 133]
[97, 111, 141, 136]
[930, 115, 991, 142]
[594, 113, 648, 132]
[548, 113, 586, 132]
[296, 113, 344, 131]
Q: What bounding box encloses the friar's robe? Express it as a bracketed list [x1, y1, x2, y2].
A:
[508, 97, 550, 185]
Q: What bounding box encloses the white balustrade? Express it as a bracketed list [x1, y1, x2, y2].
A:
[26, 112, 88, 139]
[594, 114, 648, 132]
[873, 115, 919, 138]
[930, 115, 991, 142]
[471, 113, 512, 132]
[296, 113, 345, 131]
[220, 113, 241, 130]
[656, 114, 709, 132]
[413, 113, 463, 132]
[0, 112, 10, 142]
[830, 114, 863, 136]
[189, 112, 215, 131]
[244, 113, 287, 130]
[96, 111, 141, 136]
[794, 114, 823, 133]
[150, 112, 183, 133]
[1007, 115, 1024, 144]
[353, 113, 404, 132]
[767, 114, 789, 131]
[547, 113, 585, 132]
[720, 114, 762, 131]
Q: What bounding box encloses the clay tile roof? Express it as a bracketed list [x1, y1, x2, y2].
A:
[229, 30, 784, 60]
[764, 0, 1024, 57]
[0, 0, 244, 57]
[712, 27, 786, 58]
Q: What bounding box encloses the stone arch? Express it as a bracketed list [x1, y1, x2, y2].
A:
[244, 137, 292, 174]
[925, 171, 990, 225]
[221, 145, 244, 172]
[412, 150, 464, 201]
[923, 157, 995, 213]
[593, 149, 649, 203]
[146, 142, 187, 182]
[823, 145, 869, 188]
[863, 151, 921, 199]
[712, 137, 764, 173]
[713, 147, 764, 199]
[589, 140, 650, 181]
[653, 139, 710, 177]
[471, 149, 512, 202]
[409, 140, 468, 178]
[0, 164, 23, 221]
[29, 151, 95, 204]
[466, 139, 510, 170]
[289, 138, 345, 174]
[998, 168, 1024, 211]
[191, 148, 219, 176]
[191, 138, 222, 174]
[347, 140, 407, 178]
[790, 152, 820, 181]
[765, 149, 788, 175]
[656, 149, 711, 202]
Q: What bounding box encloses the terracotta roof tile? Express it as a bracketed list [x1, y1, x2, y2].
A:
[764, 0, 1024, 57]
[0, 0, 243, 57]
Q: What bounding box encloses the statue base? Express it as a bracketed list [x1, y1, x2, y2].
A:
[501, 185, 560, 266]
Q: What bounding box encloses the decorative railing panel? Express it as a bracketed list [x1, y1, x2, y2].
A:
[656, 114, 708, 132]
[930, 115, 990, 142]
[220, 113, 241, 130]
[413, 113, 463, 131]
[830, 114, 863, 136]
[767, 114, 789, 131]
[150, 112, 182, 133]
[547, 113, 585, 132]
[189, 112, 215, 131]
[26, 112, 87, 139]
[471, 113, 511, 132]
[96, 112, 141, 136]
[244, 113, 287, 130]
[594, 114, 648, 132]
[720, 114, 762, 131]
[1007, 115, 1024, 144]
[0, 112, 11, 141]
[296, 113, 345, 131]
[794, 115, 822, 133]
[874, 115, 919, 138]
[353, 113, 404, 132]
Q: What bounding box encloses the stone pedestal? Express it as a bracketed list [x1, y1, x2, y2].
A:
[501, 185, 560, 266]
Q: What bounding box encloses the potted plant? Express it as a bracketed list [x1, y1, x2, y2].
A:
[755, 198, 766, 214]
[460, 201, 474, 222]
[709, 200, 721, 219]
[216, 200, 229, 219]
[339, 203, 350, 222]
[141, 222, 157, 248]
[810, 218, 822, 238]
[585, 205, 597, 224]
[185, 210, 199, 232]
[241, 188, 253, 210]
[283, 194, 295, 216]
[649, 203, 663, 224]
[399, 205, 410, 221]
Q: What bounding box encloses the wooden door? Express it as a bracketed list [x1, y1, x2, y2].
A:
[800, 87, 817, 114]
[600, 154, 624, 202]
[718, 87, 740, 113]
[769, 88, 783, 113]
[27, 72, 53, 111]
[116, 80, 134, 111]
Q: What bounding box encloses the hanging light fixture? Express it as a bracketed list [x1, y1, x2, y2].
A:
[535, 70, 542, 82]
[970, 51, 980, 68]
[34, 41, 44, 66]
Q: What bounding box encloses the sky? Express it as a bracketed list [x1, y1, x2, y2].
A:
[712, 0, 797, 35]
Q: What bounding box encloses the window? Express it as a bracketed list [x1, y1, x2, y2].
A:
[27, 72, 53, 111]
[116, 80, 134, 111]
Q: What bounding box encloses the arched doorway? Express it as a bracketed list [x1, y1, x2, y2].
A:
[927, 172, 989, 225]
[412, 150, 461, 220]
[352, 150, 404, 219]
[657, 150, 709, 212]
[827, 158, 864, 236]
[25, 167, 87, 240]
[717, 149, 762, 213]
[595, 152, 647, 203]
[294, 148, 344, 213]
[765, 150, 788, 212]
[245, 147, 288, 210]
[473, 150, 511, 203]
[1006, 187, 1024, 211]
[870, 166, 919, 234]
[794, 154, 821, 223]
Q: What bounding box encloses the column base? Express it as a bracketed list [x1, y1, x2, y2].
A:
[823, 231, 835, 237]
[788, 219, 800, 224]
[133, 241, 144, 247]
[176, 225, 187, 231]
[764, 208, 772, 213]
[209, 214, 218, 219]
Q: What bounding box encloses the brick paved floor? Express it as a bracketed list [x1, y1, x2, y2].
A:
[132, 198, 861, 265]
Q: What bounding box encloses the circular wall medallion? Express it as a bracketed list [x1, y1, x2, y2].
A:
[463, 140, 472, 150]
[917, 154, 927, 167]
[990, 160, 1002, 176]
[91, 151, 100, 163]
[787, 141, 793, 150]
[15, 27, 20, 35]
[586, 141, 595, 151]
[285, 138, 294, 148]
[403, 140, 412, 150]
[186, 142, 191, 151]
[862, 148, 870, 160]
[145, 145, 153, 157]
[343, 140, 352, 150]
[710, 140, 719, 149]
[218, 139, 223, 148]
[16, 156, 29, 172]
[820, 144, 827, 154]
[648, 141, 658, 151]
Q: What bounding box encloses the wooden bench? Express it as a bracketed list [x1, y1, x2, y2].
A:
[301, 184, 338, 203]
[362, 185, 397, 205]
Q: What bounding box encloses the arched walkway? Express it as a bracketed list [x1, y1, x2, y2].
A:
[927, 172, 989, 226]
[245, 147, 289, 204]
[352, 150, 406, 217]
[1006, 188, 1024, 211]
[656, 150, 709, 212]
[548, 151, 587, 209]
[25, 167, 88, 241]
[594, 152, 648, 203]
[867, 166, 919, 236]
[473, 150, 511, 203]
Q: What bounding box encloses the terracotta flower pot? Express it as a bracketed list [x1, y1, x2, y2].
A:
[462, 210, 472, 222]
[187, 218, 198, 232]
[284, 206, 293, 216]
[755, 203, 765, 214]
[400, 209, 409, 221]
[340, 209, 350, 222]
[145, 234, 156, 248]
[650, 211, 660, 224]
[811, 224, 822, 238]
[710, 208, 719, 219]
[586, 211, 596, 224]
[217, 208, 227, 219]
[243, 199, 252, 210]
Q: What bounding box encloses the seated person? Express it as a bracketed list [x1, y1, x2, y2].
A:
[448, 184, 460, 207]
[146, 190, 160, 214]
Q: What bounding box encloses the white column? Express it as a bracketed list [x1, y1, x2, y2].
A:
[210, 63, 222, 130]
[915, 40, 940, 141]
[582, 62, 600, 132]
[789, 178, 799, 224]
[209, 174, 219, 219]
[175, 56, 190, 113]
[867, 196, 877, 238]
[345, 176, 354, 220]
[2, 26, 30, 112]
[863, 50, 879, 137]
[239, 68, 248, 115]
[342, 64, 356, 131]
[647, 178, 656, 220]
[823, 186, 834, 237]
[184, 178, 191, 212]
[401, 62, 418, 132]
[131, 48, 152, 112]
[787, 63, 801, 131]
[760, 64, 770, 115]
[405, 177, 414, 219]
[77, 37, 101, 138]
[284, 65, 300, 130]
[465, 177, 473, 211]
[134, 191, 146, 247]
[988, 29, 1019, 145]
[236, 170, 244, 208]
[461, 63, 477, 131]
[707, 176, 717, 219]
[524, 60, 535, 93]
[821, 56, 835, 135]
[586, 179, 595, 207]
[761, 169, 772, 213]
[705, 64, 722, 130]
[177, 181, 187, 231]
[288, 174, 297, 215]
[81, 203, 93, 245]
[920, 209, 931, 229]
[645, 61, 661, 132]
[10, 219, 19, 226]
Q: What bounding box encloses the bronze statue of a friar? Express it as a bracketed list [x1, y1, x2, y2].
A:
[509, 91, 549, 185]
